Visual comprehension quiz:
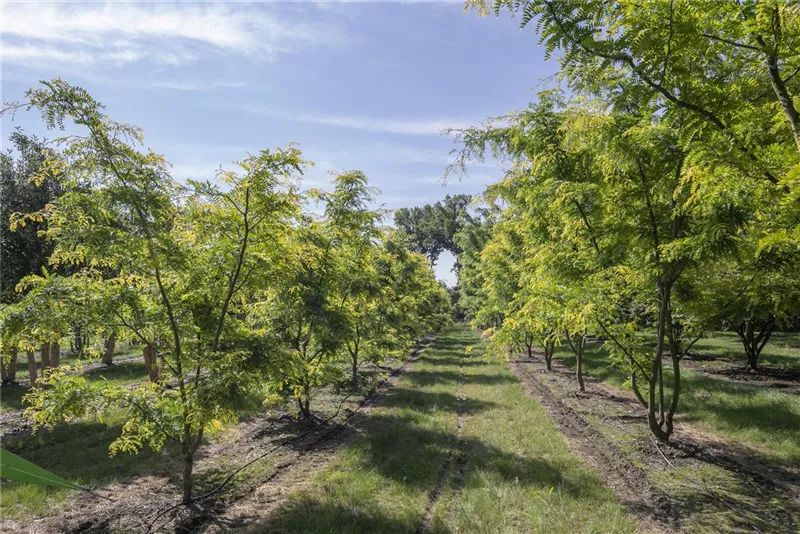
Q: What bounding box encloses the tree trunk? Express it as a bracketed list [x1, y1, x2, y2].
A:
[647, 282, 672, 441]
[143, 345, 160, 381]
[565, 331, 585, 392]
[40, 342, 51, 371]
[50, 342, 60, 367]
[297, 394, 311, 418]
[182, 452, 194, 504]
[576, 336, 585, 392]
[73, 329, 84, 355]
[737, 318, 775, 371]
[102, 334, 116, 366]
[351, 352, 358, 386]
[544, 341, 553, 371]
[7, 348, 18, 384]
[26, 351, 38, 387]
[526, 342, 533, 359]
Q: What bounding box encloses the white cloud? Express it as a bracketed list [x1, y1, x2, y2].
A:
[149, 80, 252, 92]
[242, 104, 478, 136]
[2, 2, 341, 67]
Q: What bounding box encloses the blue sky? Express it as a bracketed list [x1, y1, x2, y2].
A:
[1, 1, 557, 284]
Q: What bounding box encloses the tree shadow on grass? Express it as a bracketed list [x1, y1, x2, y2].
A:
[238, 409, 597, 534]
[427, 356, 487, 367]
[0, 421, 177, 500]
[381, 389, 498, 415]
[83, 360, 149, 385]
[0, 384, 28, 412]
[677, 374, 800, 465]
[403, 369, 517, 387]
[239, 493, 449, 534]
[343, 411, 600, 498]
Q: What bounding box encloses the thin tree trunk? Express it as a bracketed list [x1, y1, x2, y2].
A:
[40, 342, 51, 370]
[50, 342, 60, 367]
[143, 345, 160, 381]
[74, 329, 84, 355]
[182, 452, 194, 504]
[102, 334, 116, 366]
[648, 282, 672, 441]
[8, 348, 18, 383]
[26, 351, 37, 387]
[737, 319, 775, 371]
[565, 331, 585, 392]
[664, 305, 683, 437]
[544, 341, 553, 371]
[576, 336, 585, 392]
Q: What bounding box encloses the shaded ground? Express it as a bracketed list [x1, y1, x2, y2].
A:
[511, 350, 800, 534]
[682, 332, 800, 394]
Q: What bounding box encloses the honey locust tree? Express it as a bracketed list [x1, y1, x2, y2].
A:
[5, 79, 303, 503]
[449, 87, 762, 439]
[257, 171, 381, 417]
[341, 229, 451, 387]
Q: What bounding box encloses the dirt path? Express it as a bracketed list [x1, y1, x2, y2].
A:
[511, 352, 800, 534]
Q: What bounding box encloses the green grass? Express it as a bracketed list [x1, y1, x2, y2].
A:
[253, 325, 638, 534]
[1, 357, 149, 414]
[552, 333, 800, 466]
[0, 412, 177, 519]
[691, 331, 800, 369]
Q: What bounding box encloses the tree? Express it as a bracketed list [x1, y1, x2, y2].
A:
[0, 130, 62, 305]
[452, 205, 496, 321]
[468, 0, 800, 165]
[5, 79, 303, 503]
[687, 246, 800, 370]
[1, 79, 453, 509]
[394, 193, 473, 266]
[449, 89, 761, 440]
[255, 171, 379, 417]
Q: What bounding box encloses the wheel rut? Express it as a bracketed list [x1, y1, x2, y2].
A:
[415, 350, 467, 534]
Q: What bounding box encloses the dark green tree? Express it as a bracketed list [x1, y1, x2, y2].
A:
[394, 193, 473, 266]
[0, 130, 62, 304]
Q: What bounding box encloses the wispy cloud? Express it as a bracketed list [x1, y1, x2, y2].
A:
[149, 80, 252, 92]
[2, 2, 342, 67]
[242, 104, 478, 136]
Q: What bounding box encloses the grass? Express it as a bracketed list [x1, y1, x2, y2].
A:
[254, 325, 638, 534]
[691, 331, 800, 369]
[551, 331, 800, 467]
[0, 349, 148, 413]
[0, 411, 176, 519]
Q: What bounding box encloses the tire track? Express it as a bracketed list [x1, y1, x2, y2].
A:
[415, 349, 467, 534]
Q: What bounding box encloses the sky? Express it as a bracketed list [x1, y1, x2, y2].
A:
[0, 0, 558, 285]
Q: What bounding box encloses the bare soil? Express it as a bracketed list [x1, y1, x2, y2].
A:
[510, 352, 800, 534]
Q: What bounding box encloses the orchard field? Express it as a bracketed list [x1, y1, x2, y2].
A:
[2, 1, 800, 533]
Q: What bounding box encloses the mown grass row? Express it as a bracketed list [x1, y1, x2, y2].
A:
[259, 325, 636, 534]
